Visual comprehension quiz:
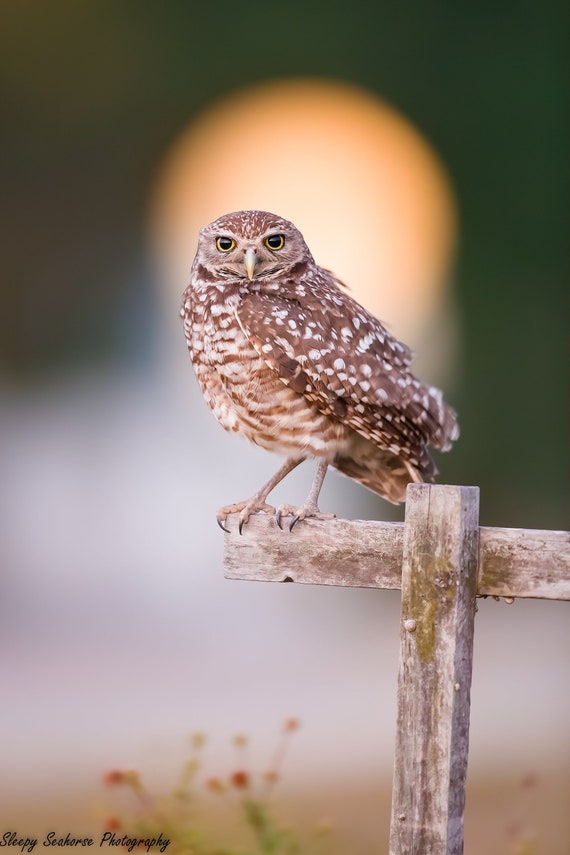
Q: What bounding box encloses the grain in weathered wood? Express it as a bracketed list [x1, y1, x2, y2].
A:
[223, 514, 570, 601]
[478, 526, 570, 599]
[389, 484, 479, 855]
[223, 512, 403, 588]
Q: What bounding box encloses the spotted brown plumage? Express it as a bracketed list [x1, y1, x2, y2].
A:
[181, 210, 459, 532]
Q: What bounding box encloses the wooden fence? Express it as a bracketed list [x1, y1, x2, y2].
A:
[223, 483, 570, 855]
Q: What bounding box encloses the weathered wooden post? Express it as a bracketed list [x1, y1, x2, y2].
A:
[389, 484, 479, 855]
[223, 482, 570, 855]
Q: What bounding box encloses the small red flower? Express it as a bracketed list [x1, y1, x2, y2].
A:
[284, 718, 300, 732]
[230, 770, 249, 789]
[103, 770, 127, 787]
[103, 768, 142, 791]
[103, 817, 121, 832]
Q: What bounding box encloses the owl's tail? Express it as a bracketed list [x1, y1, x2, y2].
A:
[332, 387, 459, 503]
[332, 437, 435, 504]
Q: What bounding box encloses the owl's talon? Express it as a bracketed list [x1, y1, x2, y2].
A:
[275, 502, 335, 532]
[216, 500, 276, 533]
[289, 514, 300, 532]
[216, 515, 230, 533]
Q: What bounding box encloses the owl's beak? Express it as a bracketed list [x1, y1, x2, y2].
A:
[244, 247, 257, 280]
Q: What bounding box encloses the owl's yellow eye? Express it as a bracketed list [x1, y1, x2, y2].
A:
[216, 236, 236, 252]
[264, 234, 285, 251]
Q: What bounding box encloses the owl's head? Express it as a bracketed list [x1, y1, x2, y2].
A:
[193, 210, 314, 282]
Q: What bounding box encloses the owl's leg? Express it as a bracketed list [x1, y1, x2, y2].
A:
[276, 458, 335, 532]
[216, 456, 304, 534]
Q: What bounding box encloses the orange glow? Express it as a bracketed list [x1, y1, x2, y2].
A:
[152, 78, 457, 349]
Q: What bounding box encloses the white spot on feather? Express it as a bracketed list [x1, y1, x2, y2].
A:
[358, 333, 375, 351]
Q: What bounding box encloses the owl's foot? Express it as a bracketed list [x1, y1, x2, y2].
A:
[216, 457, 306, 534]
[216, 501, 276, 534]
[275, 503, 335, 532]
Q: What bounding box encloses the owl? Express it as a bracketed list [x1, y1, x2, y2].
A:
[181, 210, 459, 533]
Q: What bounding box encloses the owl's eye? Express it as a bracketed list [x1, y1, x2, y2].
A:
[216, 236, 236, 252]
[264, 234, 285, 251]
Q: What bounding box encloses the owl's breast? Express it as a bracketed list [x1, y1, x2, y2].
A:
[183, 288, 348, 458]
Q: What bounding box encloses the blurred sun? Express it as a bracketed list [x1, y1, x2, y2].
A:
[151, 77, 458, 373]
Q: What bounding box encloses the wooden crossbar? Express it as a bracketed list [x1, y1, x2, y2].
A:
[222, 483, 570, 854]
[224, 516, 570, 600]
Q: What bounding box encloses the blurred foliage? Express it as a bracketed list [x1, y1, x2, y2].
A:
[100, 720, 332, 854]
[0, 1, 567, 527]
[99, 726, 544, 854]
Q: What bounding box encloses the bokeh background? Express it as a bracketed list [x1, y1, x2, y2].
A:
[0, 3, 568, 853]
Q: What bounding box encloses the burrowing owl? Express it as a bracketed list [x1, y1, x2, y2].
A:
[181, 210, 459, 533]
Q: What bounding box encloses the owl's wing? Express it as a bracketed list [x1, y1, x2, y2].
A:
[235, 289, 458, 465]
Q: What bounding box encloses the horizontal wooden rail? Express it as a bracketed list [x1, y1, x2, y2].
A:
[223, 515, 570, 601]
